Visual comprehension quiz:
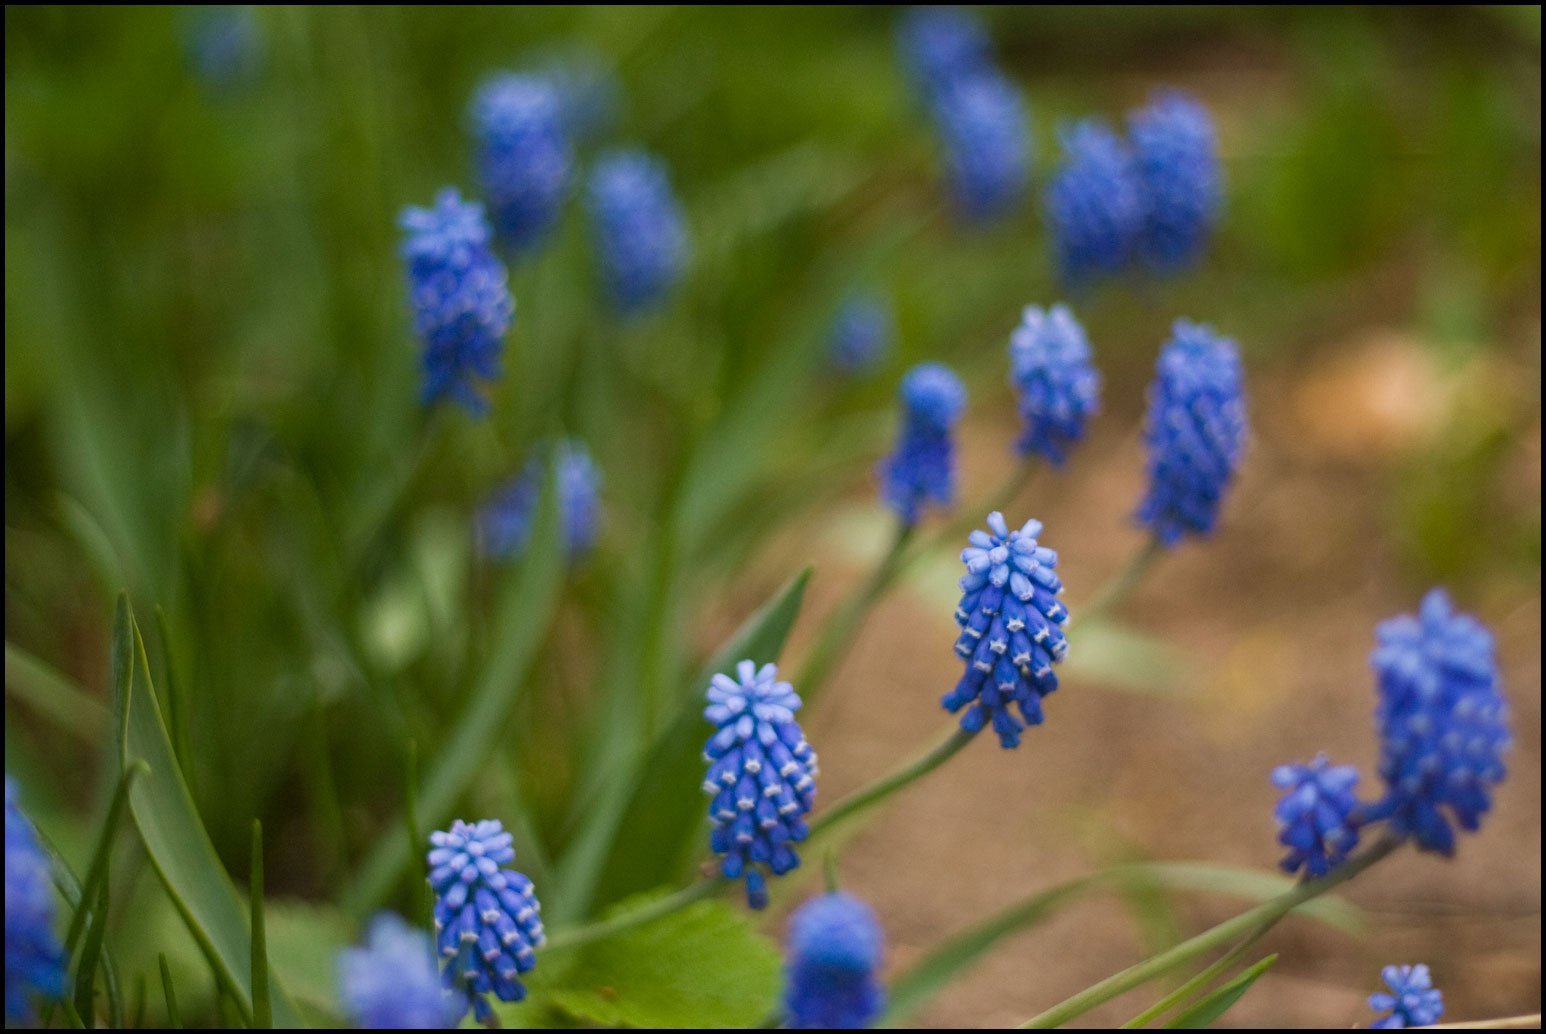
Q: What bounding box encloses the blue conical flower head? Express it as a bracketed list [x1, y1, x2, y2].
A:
[1135, 321, 1247, 546]
[931, 69, 1031, 222]
[942, 513, 1069, 749]
[878, 363, 966, 526]
[478, 440, 602, 562]
[1043, 120, 1143, 286]
[896, 6, 992, 100]
[1369, 964, 1444, 1029]
[783, 893, 886, 1029]
[526, 46, 622, 146]
[1127, 90, 1223, 272]
[426, 819, 544, 1023]
[338, 913, 459, 1029]
[5, 778, 66, 1023]
[829, 293, 894, 375]
[586, 150, 689, 315]
[1270, 754, 1362, 878]
[400, 189, 514, 414]
[470, 73, 575, 254]
[703, 661, 817, 910]
[1365, 589, 1510, 855]
[1008, 304, 1101, 465]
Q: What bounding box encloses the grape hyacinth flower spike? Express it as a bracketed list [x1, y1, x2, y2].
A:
[878, 362, 966, 526]
[1127, 90, 1223, 272]
[1135, 320, 1248, 546]
[586, 150, 689, 315]
[427, 819, 544, 1023]
[943, 513, 1070, 749]
[1043, 119, 1143, 286]
[1270, 754, 1361, 878]
[5, 778, 66, 1023]
[931, 68, 1031, 222]
[400, 188, 514, 414]
[1368, 964, 1444, 1029]
[1008, 303, 1101, 465]
[828, 293, 894, 375]
[896, 6, 992, 101]
[703, 661, 817, 909]
[478, 439, 602, 561]
[338, 913, 458, 1029]
[1365, 589, 1510, 855]
[470, 73, 574, 254]
[783, 893, 886, 1029]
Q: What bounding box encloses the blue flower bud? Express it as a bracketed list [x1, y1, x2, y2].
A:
[1270, 754, 1361, 878]
[1368, 964, 1444, 1029]
[586, 150, 689, 315]
[470, 74, 575, 255]
[1127, 90, 1222, 272]
[878, 363, 966, 526]
[783, 893, 886, 1029]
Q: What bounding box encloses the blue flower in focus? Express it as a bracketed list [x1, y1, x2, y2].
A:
[1364, 589, 1510, 855]
[1134, 321, 1247, 547]
[479, 440, 602, 562]
[400, 189, 514, 414]
[184, 6, 263, 90]
[943, 512, 1069, 749]
[1008, 304, 1101, 465]
[878, 363, 966, 526]
[783, 893, 886, 1030]
[427, 819, 544, 1023]
[1270, 754, 1361, 878]
[1369, 964, 1444, 1029]
[470, 74, 575, 255]
[1043, 120, 1143, 286]
[586, 150, 689, 315]
[5, 778, 66, 1024]
[829, 294, 894, 375]
[1128, 91, 1223, 271]
[896, 6, 992, 99]
[703, 661, 818, 910]
[931, 69, 1031, 222]
[339, 913, 459, 1029]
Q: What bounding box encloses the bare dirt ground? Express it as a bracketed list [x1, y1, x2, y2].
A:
[761, 329, 1542, 1027]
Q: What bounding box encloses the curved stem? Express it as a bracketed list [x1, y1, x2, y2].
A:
[810, 724, 978, 839]
[541, 876, 725, 953]
[797, 521, 914, 709]
[1019, 837, 1402, 1029]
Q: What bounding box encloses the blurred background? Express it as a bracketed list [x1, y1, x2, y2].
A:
[5, 6, 1540, 1028]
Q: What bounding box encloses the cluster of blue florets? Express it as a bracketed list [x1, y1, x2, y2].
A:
[1007, 304, 1102, 465]
[338, 913, 459, 1029]
[478, 439, 602, 562]
[1368, 964, 1445, 1029]
[1270, 755, 1362, 878]
[587, 150, 690, 314]
[782, 892, 886, 1029]
[878, 363, 967, 526]
[470, 73, 575, 254]
[5, 778, 66, 1024]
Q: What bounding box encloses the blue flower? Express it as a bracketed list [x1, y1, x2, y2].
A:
[896, 7, 992, 100]
[829, 294, 894, 375]
[1134, 321, 1248, 547]
[1369, 964, 1444, 1029]
[528, 47, 622, 146]
[931, 69, 1031, 222]
[1270, 755, 1361, 878]
[338, 913, 459, 1029]
[1043, 120, 1143, 286]
[878, 363, 966, 526]
[478, 440, 602, 561]
[703, 661, 818, 910]
[470, 74, 575, 255]
[427, 819, 544, 1023]
[586, 150, 689, 315]
[1008, 304, 1101, 465]
[400, 189, 514, 414]
[1364, 589, 1510, 855]
[942, 512, 1069, 749]
[1127, 91, 1222, 272]
[5, 778, 66, 1024]
[783, 893, 886, 1030]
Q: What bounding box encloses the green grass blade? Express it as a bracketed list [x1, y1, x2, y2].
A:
[73, 876, 110, 1028]
[64, 761, 146, 957]
[251, 820, 272, 1029]
[3, 642, 110, 743]
[159, 954, 181, 1028]
[30, 827, 122, 1031]
[1163, 955, 1277, 1028]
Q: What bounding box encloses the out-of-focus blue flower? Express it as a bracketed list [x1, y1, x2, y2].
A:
[1043, 120, 1143, 286]
[184, 6, 263, 90]
[896, 6, 992, 100]
[478, 440, 602, 562]
[427, 819, 544, 1024]
[339, 913, 459, 1029]
[703, 661, 817, 910]
[931, 69, 1031, 222]
[1364, 589, 1510, 855]
[829, 294, 894, 375]
[943, 512, 1069, 749]
[5, 778, 66, 1024]
[528, 47, 622, 146]
[1270, 754, 1361, 878]
[400, 189, 514, 414]
[1369, 964, 1444, 1029]
[586, 150, 689, 315]
[878, 363, 966, 526]
[1134, 321, 1247, 547]
[1008, 304, 1101, 465]
[1127, 91, 1223, 272]
[470, 74, 575, 255]
[783, 893, 886, 1030]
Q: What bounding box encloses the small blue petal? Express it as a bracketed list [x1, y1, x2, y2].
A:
[1367, 964, 1444, 1029]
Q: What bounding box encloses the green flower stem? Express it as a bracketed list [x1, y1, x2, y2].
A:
[1019, 837, 1402, 1029]
[1075, 537, 1164, 629]
[797, 521, 914, 708]
[1119, 926, 1261, 1028]
[541, 876, 725, 953]
[809, 723, 979, 840]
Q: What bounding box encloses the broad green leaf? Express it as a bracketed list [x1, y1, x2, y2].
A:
[112, 595, 303, 1027]
[1165, 955, 1277, 1028]
[264, 900, 352, 1025]
[532, 892, 781, 1028]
